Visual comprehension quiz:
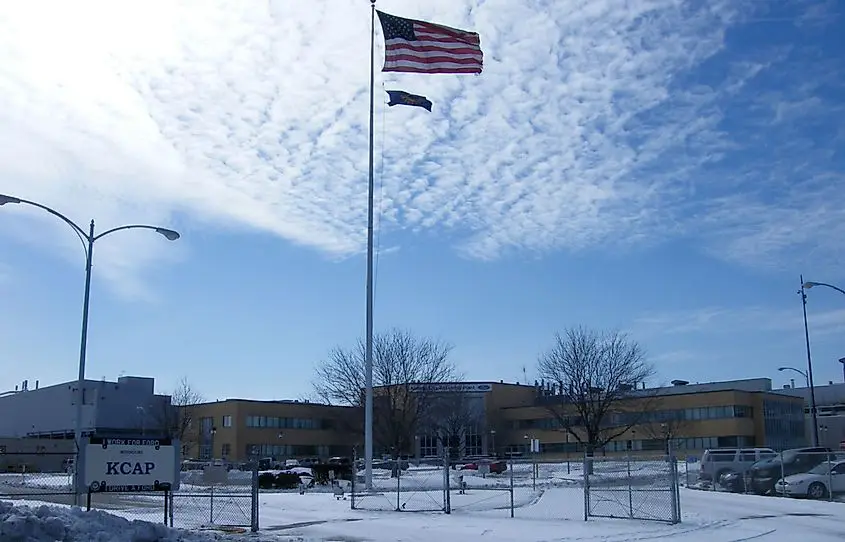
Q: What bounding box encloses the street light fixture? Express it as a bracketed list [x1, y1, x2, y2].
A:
[802, 281, 845, 296]
[799, 275, 820, 447]
[778, 367, 810, 388]
[0, 193, 180, 504]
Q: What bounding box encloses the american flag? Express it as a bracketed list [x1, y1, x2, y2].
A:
[376, 10, 483, 75]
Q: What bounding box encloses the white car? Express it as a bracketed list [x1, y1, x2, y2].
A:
[775, 460, 845, 499]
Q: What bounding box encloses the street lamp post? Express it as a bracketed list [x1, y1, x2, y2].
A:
[0, 194, 180, 504]
[778, 367, 810, 388]
[799, 275, 820, 447]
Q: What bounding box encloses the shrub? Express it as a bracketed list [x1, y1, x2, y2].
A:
[311, 464, 353, 485]
[257, 473, 276, 490]
[274, 473, 301, 489]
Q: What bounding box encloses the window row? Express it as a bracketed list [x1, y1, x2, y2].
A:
[517, 405, 754, 430]
[245, 443, 348, 459]
[244, 416, 330, 430]
[507, 435, 756, 455]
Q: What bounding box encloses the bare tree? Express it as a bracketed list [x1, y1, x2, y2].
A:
[150, 377, 204, 457]
[312, 328, 457, 457]
[421, 393, 484, 460]
[537, 327, 656, 457]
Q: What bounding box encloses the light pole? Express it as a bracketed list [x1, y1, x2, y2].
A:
[490, 430, 496, 458]
[778, 367, 810, 388]
[799, 275, 820, 447]
[0, 193, 180, 503]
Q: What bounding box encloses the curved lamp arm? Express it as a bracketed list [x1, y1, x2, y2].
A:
[94, 224, 180, 242]
[803, 281, 845, 296]
[0, 193, 88, 250]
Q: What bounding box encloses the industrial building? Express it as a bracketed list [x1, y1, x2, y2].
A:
[183, 399, 360, 462]
[375, 378, 808, 460]
[0, 376, 171, 439]
[499, 378, 807, 458]
[774, 381, 845, 451]
[0, 374, 812, 465]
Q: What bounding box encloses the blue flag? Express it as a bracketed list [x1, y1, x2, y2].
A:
[386, 90, 432, 112]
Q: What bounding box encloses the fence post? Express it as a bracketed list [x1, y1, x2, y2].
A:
[163, 489, 169, 525]
[351, 447, 357, 510]
[251, 461, 259, 532]
[626, 452, 633, 518]
[169, 491, 174, 528]
[209, 484, 214, 525]
[668, 445, 681, 524]
[509, 457, 514, 518]
[396, 461, 401, 512]
[444, 451, 451, 514]
[582, 454, 590, 521]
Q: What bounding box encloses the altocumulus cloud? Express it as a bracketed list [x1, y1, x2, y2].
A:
[0, 0, 842, 280]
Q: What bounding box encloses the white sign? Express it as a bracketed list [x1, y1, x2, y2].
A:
[84, 437, 178, 492]
[408, 383, 493, 394]
[529, 438, 540, 453]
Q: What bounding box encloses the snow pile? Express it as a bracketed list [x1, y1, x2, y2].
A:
[0, 501, 235, 542]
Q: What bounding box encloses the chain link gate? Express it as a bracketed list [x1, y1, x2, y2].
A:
[584, 453, 681, 524]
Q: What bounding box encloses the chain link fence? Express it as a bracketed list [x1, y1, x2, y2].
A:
[584, 454, 680, 524]
[0, 452, 75, 503]
[505, 457, 584, 521]
[447, 460, 514, 517]
[351, 459, 447, 512]
[1, 452, 259, 531]
[172, 464, 259, 530]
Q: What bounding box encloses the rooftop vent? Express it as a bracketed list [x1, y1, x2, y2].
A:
[671, 379, 689, 386]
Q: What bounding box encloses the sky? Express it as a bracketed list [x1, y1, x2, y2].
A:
[0, 0, 844, 403]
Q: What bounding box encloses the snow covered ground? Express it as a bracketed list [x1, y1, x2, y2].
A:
[4, 484, 845, 541]
[3, 458, 844, 541]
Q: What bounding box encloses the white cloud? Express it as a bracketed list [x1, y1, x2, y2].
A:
[633, 305, 845, 338]
[0, 0, 840, 287]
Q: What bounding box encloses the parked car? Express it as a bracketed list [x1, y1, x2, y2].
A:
[746, 447, 831, 495]
[698, 448, 776, 483]
[775, 460, 845, 499]
[459, 459, 507, 474]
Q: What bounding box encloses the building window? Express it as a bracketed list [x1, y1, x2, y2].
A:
[223, 416, 232, 427]
[199, 445, 212, 460]
[464, 426, 482, 456]
[419, 435, 438, 457]
[221, 443, 231, 458]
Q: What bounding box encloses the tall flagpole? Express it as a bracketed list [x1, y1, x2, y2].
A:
[364, 0, 376, 490]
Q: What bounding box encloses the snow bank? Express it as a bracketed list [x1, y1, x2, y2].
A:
[0, 501, 234, 542]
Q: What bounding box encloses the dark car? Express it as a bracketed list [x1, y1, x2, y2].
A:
[747, 447, 831, 495]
